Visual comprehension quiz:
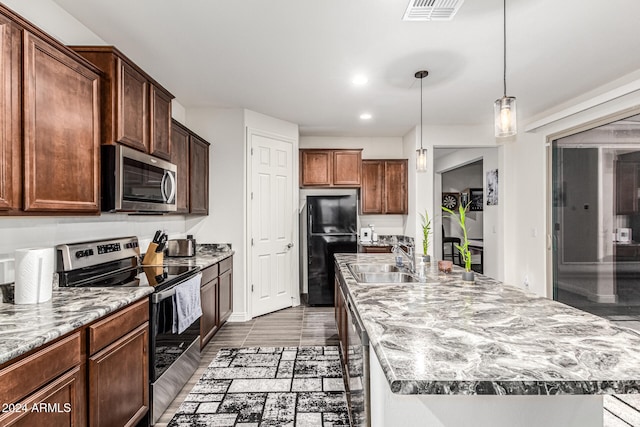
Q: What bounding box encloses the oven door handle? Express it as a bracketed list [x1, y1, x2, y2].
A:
[151, 287, 176, 304]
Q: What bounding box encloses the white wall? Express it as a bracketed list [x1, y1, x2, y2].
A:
[184, 108, 246, 318]
[300, 136, 407, 235]
[1, 0, 106, 45]
[300, 136, 404, 159]
[186, 109, 299, 321]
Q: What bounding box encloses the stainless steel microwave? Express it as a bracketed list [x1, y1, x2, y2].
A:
[102, 145, 177, 213]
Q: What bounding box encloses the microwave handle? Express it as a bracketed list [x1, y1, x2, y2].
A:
[161, 171, 176, 204]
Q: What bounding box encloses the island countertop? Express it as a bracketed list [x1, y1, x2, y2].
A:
[334, 253, 640, 396]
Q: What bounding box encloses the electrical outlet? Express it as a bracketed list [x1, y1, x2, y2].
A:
[523, 276, 529, 290]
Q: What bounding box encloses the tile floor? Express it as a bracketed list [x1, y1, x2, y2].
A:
[155, 305, 339, 426]
[153, 303, 639, 426]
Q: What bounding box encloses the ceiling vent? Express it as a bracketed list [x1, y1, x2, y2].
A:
[402, 0, 465, 21]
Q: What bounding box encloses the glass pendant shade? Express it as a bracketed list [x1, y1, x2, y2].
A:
[416, 147, 428, 172]
[494, 95, 517, 137]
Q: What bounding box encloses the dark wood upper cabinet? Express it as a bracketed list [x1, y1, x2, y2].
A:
[71, 46, 174, 157]
[0, 14, 20, 212]
[361, 159, 408, 215]
[384, 160, 408, 214]
[361, 160, 384, 214]
[616, 161, 639, 214]
[117, 59, 148, 152]
[300, 149, 362, 187]
[150, 85, 172, 160]
[190, 134, 209, 215]
[300, 150, 332, 186]
[333, 150, 362, 186]
[23, 31, 100, 212]
[171, 119, 210, 215]
[171, 120, 190, 214]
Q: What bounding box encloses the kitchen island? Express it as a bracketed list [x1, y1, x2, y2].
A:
[334, 253, 640, 426]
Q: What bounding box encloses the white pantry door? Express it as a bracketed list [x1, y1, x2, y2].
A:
[250, 131, 294, 317]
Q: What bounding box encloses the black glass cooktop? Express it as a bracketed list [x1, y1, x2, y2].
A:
[59, 258, 199, 293]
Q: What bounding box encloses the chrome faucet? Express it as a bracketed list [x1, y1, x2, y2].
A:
[392, 243, 415, 273]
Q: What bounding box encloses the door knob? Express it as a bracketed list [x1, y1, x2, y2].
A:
[287, 243, 294, 249]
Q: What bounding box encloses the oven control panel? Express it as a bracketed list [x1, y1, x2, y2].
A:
[57, 237, 140, 271]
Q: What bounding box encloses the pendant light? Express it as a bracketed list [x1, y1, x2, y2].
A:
[494, 0, 517, 137]
[415, 70, 428, 172]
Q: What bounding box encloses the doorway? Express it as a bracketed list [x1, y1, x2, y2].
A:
[552, 113, 640, 330]
[440, 160, 484, 273]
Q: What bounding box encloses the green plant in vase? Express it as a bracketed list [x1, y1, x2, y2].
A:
[419, 210, 431, 260]
[441, 202, 474, 281]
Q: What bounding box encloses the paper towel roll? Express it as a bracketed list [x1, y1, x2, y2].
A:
[14, 247, 54, 304]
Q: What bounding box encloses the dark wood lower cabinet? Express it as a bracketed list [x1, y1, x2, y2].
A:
[358, 245, 393, 253]
[200, 256, 234, 349]
[88, 299, 149, 427]
[334, 271, 348, 368]
[0, 366, 83, 427]
[219, 267, 233, 325]
[200, 277, 219, 349]
[0, 298, 149, 427]
[88, 323, 149, 427]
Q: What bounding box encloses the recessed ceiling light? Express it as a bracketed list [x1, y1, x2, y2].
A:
[360, 113, 372, 120]
[352, 75, 368, 86]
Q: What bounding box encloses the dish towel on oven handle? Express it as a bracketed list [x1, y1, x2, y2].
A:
[172, 272, 203, 334]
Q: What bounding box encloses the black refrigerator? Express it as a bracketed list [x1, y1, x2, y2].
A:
[307, 195, 358, 305]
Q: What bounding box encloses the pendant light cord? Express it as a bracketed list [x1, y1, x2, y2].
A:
[503, 0, 507, 97]
[420, 76, 424, 150]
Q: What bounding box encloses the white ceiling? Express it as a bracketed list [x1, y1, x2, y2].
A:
[52, 0, 640, 137]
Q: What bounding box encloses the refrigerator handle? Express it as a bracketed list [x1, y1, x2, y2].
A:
[308, 204, 313, 234]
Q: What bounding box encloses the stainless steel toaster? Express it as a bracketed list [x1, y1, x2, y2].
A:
[166, 237, 196, 257]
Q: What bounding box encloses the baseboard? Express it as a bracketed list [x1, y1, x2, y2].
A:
[227, 312, 251, 322]
[557, 280, 618, 304]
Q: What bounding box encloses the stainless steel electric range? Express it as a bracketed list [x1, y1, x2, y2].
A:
[56, 236, 202, 426]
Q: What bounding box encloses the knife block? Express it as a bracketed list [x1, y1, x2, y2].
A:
[142, 243, 164, 266]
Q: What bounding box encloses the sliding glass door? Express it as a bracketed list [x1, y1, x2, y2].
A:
[552, 114, 640, 329]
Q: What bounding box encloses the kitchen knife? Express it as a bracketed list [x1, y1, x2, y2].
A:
[156, 234, 168, 252]
[153, 230, 162, 243]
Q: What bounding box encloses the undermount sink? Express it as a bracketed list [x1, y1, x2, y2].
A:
[347, 264, 401, 274]
[356, 272, 419, 283]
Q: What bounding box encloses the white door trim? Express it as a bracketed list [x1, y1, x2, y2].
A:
[245, 126, 300, 320]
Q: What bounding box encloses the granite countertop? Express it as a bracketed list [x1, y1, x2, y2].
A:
[0, 286, 153, 365]
[358, 235, 413, 247]
[157, 244, 234, 269]
[334, 253, 640, 396]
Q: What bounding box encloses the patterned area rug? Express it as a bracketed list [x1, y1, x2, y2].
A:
[168, 346, 350, 426]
